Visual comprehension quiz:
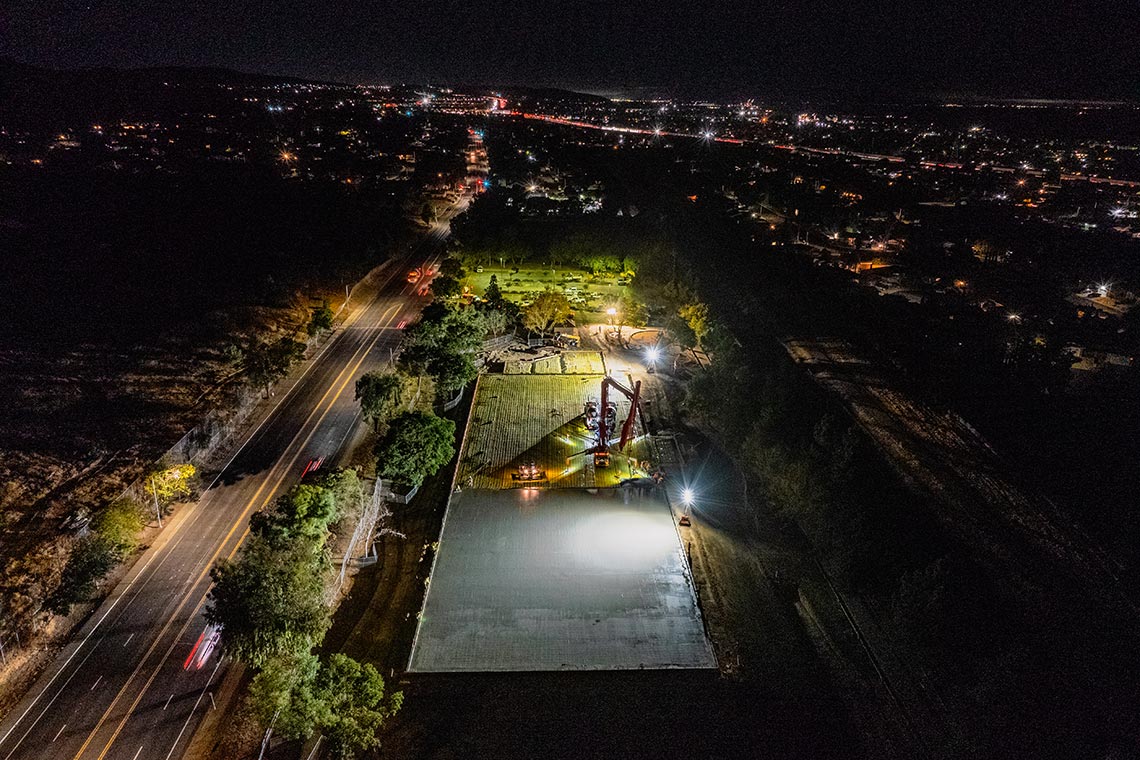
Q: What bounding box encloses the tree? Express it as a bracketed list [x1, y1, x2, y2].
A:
[48, 534, 119, 615]
[428, 351, 477, 396]
[439, 256, 465, 279]
[374, 411, 455, 487]
[250, 653, 402, 759]
[678, 302, 711, 349]
[420, 203, 434, 224]
[315, 654, 403, 759]
[148, 463, 197, 505]
[248, 652, 326, 741]
[480, 306, 510, 337]
[355, 371, 405, 431]
[616, 292, 648, 339]
[664, 313, 697, 349]
[483, 274, 502, 303]
[404, 303, 485, 356]
[243, 337, 306, 397]
[430, 274, 462, 299]
[307, 301, 334, 337]
[93, 497, 146, 556]
[251, 485, 340, 546]
[315, 468, 367, 525]
[522, 289, 571, 335]
[206, 536, 330, 667]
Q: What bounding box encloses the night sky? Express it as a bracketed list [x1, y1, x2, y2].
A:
[3, 0, 1138, 101]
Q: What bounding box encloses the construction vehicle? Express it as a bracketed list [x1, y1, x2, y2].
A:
[581, 375, 644, 469]
[511, 460, 547, 482]
[583, 399, 600, 431]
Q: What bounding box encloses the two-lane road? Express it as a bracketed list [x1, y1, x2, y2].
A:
[0, 208, 461, 760]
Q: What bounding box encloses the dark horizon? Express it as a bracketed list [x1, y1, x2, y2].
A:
[3, 0, 1138, 102]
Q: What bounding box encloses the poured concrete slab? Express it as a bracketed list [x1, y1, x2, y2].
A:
[408, 488, 716, 672]
[458, 374, 655, 490]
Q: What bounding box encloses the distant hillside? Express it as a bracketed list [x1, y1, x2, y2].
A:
[495, 86, 611, 106]
[0, 58, 331, 131]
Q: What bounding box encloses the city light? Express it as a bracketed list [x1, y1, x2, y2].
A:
[645, 346, 661, 363]
[681, 488, 694, 506]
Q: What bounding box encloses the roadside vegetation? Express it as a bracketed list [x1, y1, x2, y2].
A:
[47, 463, 197, 617]
[207, 469, 403, 758]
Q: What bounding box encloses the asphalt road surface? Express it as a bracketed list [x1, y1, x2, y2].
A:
[0, 205, 463, 760]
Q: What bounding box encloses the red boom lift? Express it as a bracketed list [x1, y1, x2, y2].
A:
[589, 376, 643, 468]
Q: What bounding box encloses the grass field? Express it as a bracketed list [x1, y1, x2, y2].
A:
[458, 372, 655, 489]
[464, 264, 630, 324]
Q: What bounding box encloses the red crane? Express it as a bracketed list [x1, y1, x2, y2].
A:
[590, 375, 643, 468]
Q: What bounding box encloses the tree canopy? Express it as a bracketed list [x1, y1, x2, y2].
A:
[315, 654, 404, 759]
[399, 303, 485, 400]
[250, 484, 340, 546]
[237, 337, 306, 396]
[439, 256, 465, 279]
[374, 410, 455, 487]
[250, 652, 402, 759]
[428, 351, 477, 395]
[483, 274, 502, 303]
[678, 302, 711, 349]
[523, 289, 571, 335]
[206, 535, 330, 667]
[355, 371, 406, 431]
[307, 301, 334, 336]
[430, 274, 462, 299]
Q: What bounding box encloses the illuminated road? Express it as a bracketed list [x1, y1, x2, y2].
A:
[0, 204, 464, 760]
[499, 110, 1140, 187]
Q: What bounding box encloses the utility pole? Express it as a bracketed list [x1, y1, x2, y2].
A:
[150, 476, 163, 528]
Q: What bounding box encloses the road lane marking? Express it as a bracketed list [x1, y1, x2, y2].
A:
[89, 677, 101, 691]
[122, 634, 133, 647]
[52, 726, 65, 743]
[0, 261, 412, 759]
[85, 290, 412, 760]
[162, 662, 221, 760]
[130, 746, 143, 760]
[163, 695, 172, 711]
[11, 223, 450, 760]
[96, 310, 400, 759]
[69, 291, 405, 760]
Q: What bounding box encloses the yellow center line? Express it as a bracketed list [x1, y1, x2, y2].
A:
[72, 299, 403, 760]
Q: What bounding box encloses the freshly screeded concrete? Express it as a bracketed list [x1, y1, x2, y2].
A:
[408, 488, 715, 672]
[457, 372, 655, 490]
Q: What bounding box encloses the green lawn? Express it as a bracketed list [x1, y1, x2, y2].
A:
[463, 264, 631, 325]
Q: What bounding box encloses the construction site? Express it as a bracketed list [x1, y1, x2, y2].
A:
[408, 348, 715, 672]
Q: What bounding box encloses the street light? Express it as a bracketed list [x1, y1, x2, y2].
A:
[645, 346, 661, 364]
[678, 487, 694, 526]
